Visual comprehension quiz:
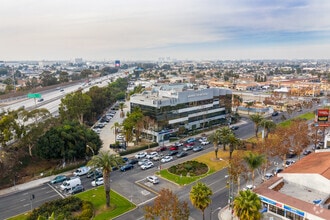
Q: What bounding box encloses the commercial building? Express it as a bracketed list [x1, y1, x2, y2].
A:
[254, 152, 330, 220]
[130, 84, 232, 143]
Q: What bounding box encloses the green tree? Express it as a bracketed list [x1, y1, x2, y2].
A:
[218, 126, 233, 151]
[59, 90, 92, 125]
[228, 133, 240, 159]
[233, 190, 262, 220]
[58, 71, 69, 83]
[243, 152, 265, 186]
[190, 182, 213, 220]
[249, 114, 264, 138]
[144, 188, 189, 220]
[40, 70, 58, 86]
[233, 94, 243, 113]
[87, 151, 124, 208]
[245, 101, 254, 115]
[260, 119, 276, 139]
[208, 129, 221, 159]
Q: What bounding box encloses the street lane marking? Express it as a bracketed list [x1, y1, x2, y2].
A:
[22, 192, 29, 195]
[20, 199, 26, 202]
[213, 186, 227, 194]
[23, 203, 29, 207]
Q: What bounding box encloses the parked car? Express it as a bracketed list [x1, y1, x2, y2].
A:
[272, 111, 279, 116]
[69, 185, 85, 194]
[161, 156, 173, 163]
[73, 166, 90, 176]
[50, 175, 68, 184]
[91, 177, 104, 186]
[201, 140, 210, 145]
[167, 150, 178, 156]
[141, 161, 154, 170]
[169, 145, 179, 151]
[186, 138, 196, 143]
[156, 146, 167, 152]
[264, 173, 274, 180]
[243, 185, 255, 191]
[60, 177, 81, 191]
[175, 142, 184, 147]
[193, 146, 204, 152]
[152, 155, 162, 161]
[146, 152, 159, 159]
[183, 145, 194, 151]
[285, 160, 295, 167]
[274, 168, 283, 175]
[176, 151, 188, 158]
[303, 150, 312, 155]
[127, 158, 139, 165]
[120, 164, 134, 172]
[199, 137, 208, 142]
[87, 170, 102, 178]
[135, 152, 147, 159]
[138, 158, 151, 166]
[146, 176, 159, 184]
[230, 125, 239, 130]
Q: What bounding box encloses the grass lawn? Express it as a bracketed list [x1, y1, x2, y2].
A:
[8, 187, 135, 220]
[279, 112, 315, 127]
[158, 150, 232, 186]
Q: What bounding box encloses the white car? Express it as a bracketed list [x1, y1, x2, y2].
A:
[264, 173, 274, 180]
[243, 185, 256, 191]
[199, 137, 207, 142]
[91, 177, 104, 186]
[201, 140, 210, 145]
[146, 151, 159, 159]
[141, 161, 154, 170]
[135, 152, 147, 159]
[146, 176, 159, 184]
[161, 156, 173, 163]
[138, 158, 150, 166]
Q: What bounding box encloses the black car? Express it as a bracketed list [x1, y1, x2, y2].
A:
[120, 164, 134, 172]
[69, 185, 85, 195]
[303, 150, 312, 155]
[167, 150, 178, 156]
[176, 151, 188, 158]
[127, 158, 138, 165]
[272, 111, 279, 116]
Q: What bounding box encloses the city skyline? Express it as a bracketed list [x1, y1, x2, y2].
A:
[1, 0, 330, 61]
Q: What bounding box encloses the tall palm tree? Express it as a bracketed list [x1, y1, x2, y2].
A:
[233, 94, 243, 113]
[87, 151, 123, 208]
[111, 122, 121, 138]
[190, 182, 213, 220]
[227, 133, 240, 159]
[243, 152, 265, 186]
[119, 102, 126, 118]
[249, 114, 264, 138]
[233, 190, 262, 220]
[260, 119, 276, 139]
[208, 129, 221, 159]
[218, 126, 233, 151]
[245, 101, 254, 115]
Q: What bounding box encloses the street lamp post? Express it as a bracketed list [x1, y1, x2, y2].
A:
[86, 144, 96, 182]
[221, 158, 234, 220]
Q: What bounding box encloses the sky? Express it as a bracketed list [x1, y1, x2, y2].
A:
[1, 0, 330, 61]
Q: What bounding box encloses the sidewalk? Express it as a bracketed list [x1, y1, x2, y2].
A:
[219, 206, 238, 220]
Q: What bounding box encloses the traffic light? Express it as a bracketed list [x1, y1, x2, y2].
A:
[30, 194, 35, 200]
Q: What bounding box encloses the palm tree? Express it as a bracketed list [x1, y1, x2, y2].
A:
[87, 151, 123, 208]
[208, 129, 221, 159]
[243, 152, 265, 186]
[111, 122, 121, 138]
[260, 119, 276, 139]
[218, 126, 233, 151]
[245, 101, 254, 115]
[190, 182, 213, 220]
[119, 102, 126, 118]
[227, 133, 240, 159]
[233, 190, 262, 220]
[233, 94, 243, 113]
[249, 114, 264, 138]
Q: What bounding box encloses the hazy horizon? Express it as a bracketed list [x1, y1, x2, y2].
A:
[1, 0, 330, 61]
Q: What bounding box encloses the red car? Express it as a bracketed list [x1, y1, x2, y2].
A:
[156, 146, 167, 152]
[169, 145, 179, 151]
[184, 142, 195, 147]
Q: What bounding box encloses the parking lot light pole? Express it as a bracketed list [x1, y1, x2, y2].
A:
[86, 144, 96, 183]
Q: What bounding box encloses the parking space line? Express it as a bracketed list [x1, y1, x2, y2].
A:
[47, 183, 65, 199]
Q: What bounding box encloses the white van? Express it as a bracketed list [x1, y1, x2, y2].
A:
[73, 166, 90, 176]
[60, 177, 81, 191]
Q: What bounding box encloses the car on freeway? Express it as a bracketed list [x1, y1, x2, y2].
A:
[138, 158, 151, 166]
[69, 185, 85, 195]
[135, 151, 147, 159]
[156, 146, 167, 152]
[285, 160, 295, 167]
[50, 175, 68, 184]
[37, 98, 44, 102]
[201, 140, 210, 145]
[146, 151, 159, 159]
[146, 176, 159, 184]
[91, 177, 104, 186]
[120, 164, 134, 172]
[169, 145, 179, 151]
[176, 151, 188, 158]
[183, 145, 194, 151]
[193, 146, 204, 152]
[167, 150, 178, 156]
[264, 173, 274, 180]
[161, 156, 173, 163]
[141, 161, 154, 170]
